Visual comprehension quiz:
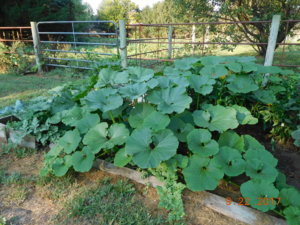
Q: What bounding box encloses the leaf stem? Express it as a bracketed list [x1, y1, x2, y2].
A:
[272, 209, 284, 217]
[227, 180, 240, 188]
[109, 111, 116, 124]
[196, 93, 200, 109]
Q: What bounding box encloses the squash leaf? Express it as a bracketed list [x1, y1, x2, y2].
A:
[125, 128, 178, 168]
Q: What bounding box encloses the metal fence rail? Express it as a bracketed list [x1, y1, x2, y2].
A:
[127, 19, 300, 68]
[0, 26, 33, 43]
[0, 26, 34, 58]
[37, 20, 119, 70]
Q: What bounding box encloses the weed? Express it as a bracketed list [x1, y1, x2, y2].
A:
[15, 147, 36, 159]
[55, 179, 167, 225]
[0, 142, 16, 156]
[36, 174, 77, 200]
[0, 216, 6, 225]
[3, 172, 22, 185]
[3, 186, 28, 206]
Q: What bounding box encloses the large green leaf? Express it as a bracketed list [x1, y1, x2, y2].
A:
[245, 158, 278, 182]
[199, 64, 228, 78]
[58, 129, 81, 154]
[128, 103, 170, 131]
[187, 129, 219, 156]
[214, 64, 228, 78]
[183, 155, 224, 191]
[243, 135, 265, 151]
[128, 103, 155, 128]
[257, 65, 282, 74]
[218, 130, 244, 152]
[61, 106, 82, 126]
[193, 105, 239, 133]
[95, 68, 129, 87]
[52, 156, 72, 177]
[280, 188, 300, 207]
[147, 86, 192, 114]
[200, 56, 226, 66]
[127, 67, 154, 82]
[226, 62, 242, 73]
[174, 57, 200, 70]
[283, 206, 300, 225]
[232, 105, 258, 125]
[213, 146, 245, 176]
[163, 66, 182, 76]
[71, 147, 95, 172]
[156, 76, 190, 89]
[192, 110, 210, 127]
[244, 148, 278, 167]
[84, 88, 123, 113]
[291, 127, 300, 147]
[253, 90, 277, 104]
[168, 117, 194, 142]
[125, 128, 178, 168]
[189, 74, 216, 95]
[119, 82, 148, 100]
[241, 62, 257, 73]
[226, 75, 259, 93]
[240, 180, 279, 212]
[165, 154, 189, 171]
[50, 91, 75, 114]
[75, 113, 101, 134]
[62, 106, 100, 134]
[114, 148, 132, 167]
[83, 123, 129, 154]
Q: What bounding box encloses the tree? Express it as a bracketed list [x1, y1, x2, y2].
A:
[97, 0, 139, 23]
[0, 0, 93, 26]
[140, 1, 178, 24]
[173, 0, 300, 55]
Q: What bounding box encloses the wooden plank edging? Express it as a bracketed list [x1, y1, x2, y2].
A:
[93, 159, 287, 225]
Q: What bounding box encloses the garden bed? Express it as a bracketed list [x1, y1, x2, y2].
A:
[1, 56, 300, 224]
[0, 122, 288, 224]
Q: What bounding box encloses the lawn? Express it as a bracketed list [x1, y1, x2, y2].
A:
[0, 69, 84, 109]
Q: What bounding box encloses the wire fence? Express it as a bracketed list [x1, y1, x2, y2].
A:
[1, 19, 300, 71]
[0, 26, 34, 55]
[126, 20, 300, 69]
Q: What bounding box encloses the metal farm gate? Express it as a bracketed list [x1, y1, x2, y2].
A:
[36, 21, 119, 70]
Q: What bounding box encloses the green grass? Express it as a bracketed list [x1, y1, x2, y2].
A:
[0, 68, 83, 109]
[55, 179, 167, 225]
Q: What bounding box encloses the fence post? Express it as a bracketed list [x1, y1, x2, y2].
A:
[168, 26, 173, 59]
[263, 15, 281, 85]
[30, 22, 42, 73]
[119, 20, 127, 68]
[192, 24, 196, 55]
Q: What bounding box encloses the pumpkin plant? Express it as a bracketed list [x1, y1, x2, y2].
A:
[3, 56, 300, 224]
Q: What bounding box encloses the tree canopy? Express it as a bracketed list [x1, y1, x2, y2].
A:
[0, 0, 93, 26]
[97, 0, 139, 23]
[172, 0, 300, 55]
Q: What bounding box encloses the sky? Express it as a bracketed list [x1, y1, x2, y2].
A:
[83, 0, 162, 14]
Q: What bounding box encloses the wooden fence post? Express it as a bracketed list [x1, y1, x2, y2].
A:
[192, 24, 196, 55]
[263, 15, 281, 85]
[119, 20, 127, 68]
[30, 22, 42, 73]
[168, 26, 173, 59]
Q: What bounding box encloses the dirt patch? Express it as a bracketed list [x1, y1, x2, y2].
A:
[0, 153, 44, 176]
